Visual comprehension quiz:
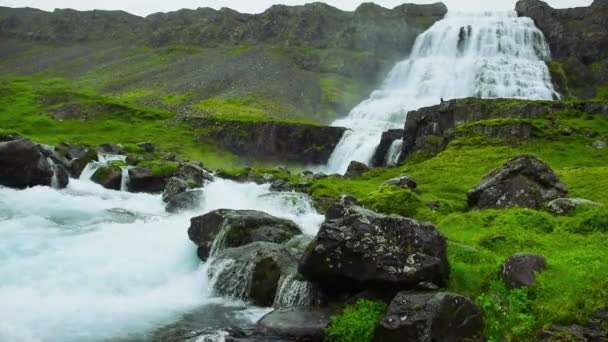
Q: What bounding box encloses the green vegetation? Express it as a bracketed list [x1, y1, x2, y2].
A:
[325, 299, 387, 342]
[136, 161, 179, 177]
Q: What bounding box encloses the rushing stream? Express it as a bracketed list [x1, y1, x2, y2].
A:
[325, 11, 558, 174]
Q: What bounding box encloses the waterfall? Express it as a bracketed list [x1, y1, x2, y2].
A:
[273, 274, 315, 308]
[120, 167, 131, 192]
[324, 11, 558, 174]
[385, 139, 404, 167]
[79, 154, 127, 181]
[47, 157, 60, 189]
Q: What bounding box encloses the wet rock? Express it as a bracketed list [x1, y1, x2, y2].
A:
[98, 143, 125, 155]
[0, 138, 54, 189]
[344, 161, 370, 178]
[299, 203, 449, 294]
[468, 155, 567, 210]
[136, 141, 155, 153]
[52, 162, 70, 189]
[383, 175, 417, 189]
[256, 307, 332, 342]
[66, 148, 98, 178]
[188, 209, 302, 261]
[162, 177, 190, 203]
[127, 166, 170, 193]
[173, 162, 214, 188]
[501, 253, 547, 289]
[211, 242, 300, 307]
[270, 179, 294, 192]
[547, 198, 602, 215]
[371, 129, 405, 167]
[91, 165, 122, 190]
[165, 190, 203, 213]
[374, 292, 483, 342]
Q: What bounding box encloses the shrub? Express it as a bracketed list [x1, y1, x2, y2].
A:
[325, 299, 387, 342]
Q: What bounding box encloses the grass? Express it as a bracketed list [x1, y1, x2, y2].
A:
[325, 299, 387, 342]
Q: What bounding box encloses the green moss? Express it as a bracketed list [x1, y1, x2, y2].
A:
[361, 186, 433, 221]
[325, 299, 387, 342]
[227, 45, 254, 57]
[136, 161, 179, 177]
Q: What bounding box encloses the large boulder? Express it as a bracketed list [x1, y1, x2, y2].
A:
[91, 165, 122, 190]
[374, 292, 483, 342]
[188, 209, 302, 261]
[0, 138, 54, 189]
[256, 307, 332, 342]
[173, 162, 214, 188]
[209, 242, 301, 307]
[299, 203, 449, 294]
[468, 155, 567, 210]
[500, 253, 547, 289]
[344, 161, 370, 178]
[162, 177, 190, 203]
[165, 190, 203, 213]
[127, 166, 172, 193]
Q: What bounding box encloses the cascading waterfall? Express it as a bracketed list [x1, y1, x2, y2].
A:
[385, 139, 404, 167]
[79, 154, 127, 181]
[273, 274, 315, 308]
[120, 166, 131, 192]
[324, 11, 558, 174]
[47, 157, 60, 189]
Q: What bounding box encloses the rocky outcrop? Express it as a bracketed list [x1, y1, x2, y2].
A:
[500, 253, 547, 289]
[371, 129, 404, 167]
[0, 138, 54, 189]
[468, 155, 567, 210]
[516, 0, 608, 99]
[299, 202, 449, 294]
[55, 143, 98, 178]
[188, 209, 302, 261]
[91, 164, 123, 190]
[398, 98, 608, 161]
[191, 118, 346, 164]
[344, 161, 370, 178]
[374, 292, 484, 342]
[383, 175, 417, 190]
[256, 307, 332, 342]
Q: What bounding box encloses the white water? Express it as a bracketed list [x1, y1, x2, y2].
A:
[0, 175, 323, 341]
[325, 11, 558, 174]
[385, 139, 403, 167]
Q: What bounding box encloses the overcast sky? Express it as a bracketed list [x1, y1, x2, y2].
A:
[0, 0, 594, 16]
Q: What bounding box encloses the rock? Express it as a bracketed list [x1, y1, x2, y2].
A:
[500, 253, 547, 289]
[127, 166, 171, 193]
[371, 129, 405, 167]
[592, 140, 607, 149]
[173, 162, 214, 187]
[270, 179, 294, 192]
[344, 161, 370, 178]
[541, 305, 608, 342]
[374, 292, 483, 342]
[91, 165, 122, 190]
[256, 307, 332, 342]
[165, 190, 203, 213]
[188, 209, 302, 261]
[299, 203, 449, 294]
[0, 138, 54, 189]
[210, 242, 300, 307]
[468, 155, 568, 210]
[136, 141, 155, 153]
[98, 143, 125, 155]
[162, 177, 190, 203]
[547, 198, 602, 215]
[425, 201, 440, 211]
[383, 175, 417, 189]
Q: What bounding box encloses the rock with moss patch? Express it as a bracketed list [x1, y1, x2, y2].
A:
[344, 161, 369, 178]
[91, 165, 122, 190]
[0, 138, 54, 189]
[547, 198, 602, 215]
[383, 175, 417, 190]
[136, 141, 155, 153]
[128, 162, 178, 193]
[188, 209, 302, 261]
[299, 203, 449, 294]
[98, 143, 125, 155]
[256, 307, 332, 342]
[173, 162, 214, 187]
[270, 179, 294, 192]
[468, 155, 567, 210]
[374, 292, 483, 342]
[500, 253, 547, 289]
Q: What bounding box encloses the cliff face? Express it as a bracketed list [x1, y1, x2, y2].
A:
[0, 3, 447, 124]
[516, 0, 608, 99]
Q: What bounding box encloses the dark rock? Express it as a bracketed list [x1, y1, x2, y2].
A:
[210, 242, 300, 307]
[166, 190, 203, 213]
[270, 179, 294, 192]
[173, 162, 214, 187]
[51, 162, 70, 189]
[383, 175, 417, 189]
[468, 155, 567, 210]
[500, 253, 547, 289]
[256, 307, 332, 342]
[344, 161, 369, 178]
[98, 143, 125, 155]
[547, 198, 602, 215]
[188, 209, 302, 261]
[136, 141, 155, 153]
[127, 166, 170, 193]
[371, 129, 404, 167]
[313, 172, 328, 180]
[374, 292, 483, 342]
[299, 204, 449, 294]
[162, 177, 190, 203]
[0, 138, 54, 189]
[91, 165, 122, 190]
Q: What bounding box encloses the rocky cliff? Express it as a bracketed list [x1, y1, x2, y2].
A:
[516, 0, 608, 99]
[0, 3, 447, 124]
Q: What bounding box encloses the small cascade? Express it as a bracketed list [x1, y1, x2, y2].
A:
[79, 154, 127, 181]
[120, 167, 131, 192]
[273, 274, 314, 308]
[208, 257, 256, 301]
[385, 139, 404, 167]
[47, 157, 60, 189]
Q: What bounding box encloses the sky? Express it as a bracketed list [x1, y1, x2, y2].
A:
[0, 0, 594, 16]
